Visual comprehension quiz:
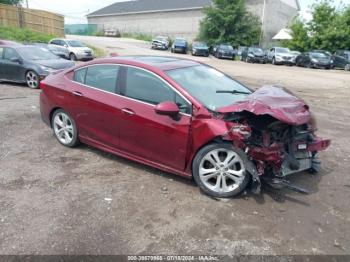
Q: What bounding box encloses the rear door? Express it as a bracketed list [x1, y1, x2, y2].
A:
[67, 64, 122, 148]
[117, 66, 192, 171]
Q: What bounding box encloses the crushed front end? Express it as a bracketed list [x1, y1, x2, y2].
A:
[218, 86, 331, 193]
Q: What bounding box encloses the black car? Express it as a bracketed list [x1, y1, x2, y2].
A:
[0, 45, 75, 88]
[171, 38, 188, 54]
[191, 42, 209, 57]
[213, 44, 235, 60]
[296, 51, 333, 69]
[333, 50, 350, 71]
[151, 36, 170, 50]
[241, 47, 267, 63]
[28, 43, 70, 60]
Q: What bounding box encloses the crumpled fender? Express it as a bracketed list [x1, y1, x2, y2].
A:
[218, 86, 311, 126]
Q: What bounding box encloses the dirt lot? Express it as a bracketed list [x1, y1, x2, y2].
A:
[1, 36, 350, 255]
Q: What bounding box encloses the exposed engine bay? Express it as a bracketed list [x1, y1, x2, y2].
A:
[222, 111, 330, 194]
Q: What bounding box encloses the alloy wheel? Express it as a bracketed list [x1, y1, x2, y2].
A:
[53, 112, 75, 145]
[26, 71, 39, 89]
[198, 148, 246, 194]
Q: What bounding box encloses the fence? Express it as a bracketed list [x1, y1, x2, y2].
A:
[0, 3, 64, 36]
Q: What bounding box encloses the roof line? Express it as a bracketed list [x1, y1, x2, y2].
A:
[87, 6, 204, 18]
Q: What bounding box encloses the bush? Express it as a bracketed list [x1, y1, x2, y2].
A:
[0, 26, 55, 43]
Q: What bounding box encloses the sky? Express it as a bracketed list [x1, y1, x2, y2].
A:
[25, 0, 350, 24]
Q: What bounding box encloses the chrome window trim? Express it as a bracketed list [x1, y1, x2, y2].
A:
[71, 63, 192, 117]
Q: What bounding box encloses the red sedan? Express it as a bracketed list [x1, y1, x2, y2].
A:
[40, 56, 330, 198]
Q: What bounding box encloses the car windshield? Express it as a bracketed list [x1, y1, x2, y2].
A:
[166, 65, 252, 111]
[220, 45, 233, 50]
[67, 40, 85, 47]
[193, 42, 208, 48]
[310, 52, 329, 58]
[156, 37, 167, 41]
[275, 48, 290, 53]
[251, 47, 264, 54]
[175, 39, 186, 45]
[17, 46, 58, 60]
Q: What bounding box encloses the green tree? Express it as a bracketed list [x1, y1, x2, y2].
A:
[198, 0, 261, 47]
[283, 1, 350, 52]
[0, 0, 22, 5]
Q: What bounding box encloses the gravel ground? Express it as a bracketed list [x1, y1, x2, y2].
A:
[0, 36, 350, 255]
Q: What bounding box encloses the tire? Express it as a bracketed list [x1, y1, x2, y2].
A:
[52, 109, 79, 147]
[192, 143, 250, 198]
[25, 70, 39, 89]
[69, 53, 77, 61]
[272, 57, 276, 65]
[245, 57, 249, 63]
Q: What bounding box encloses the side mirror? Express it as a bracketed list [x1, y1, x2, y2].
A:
[10, 57, 22, 64]
[155, 101, 179, 117]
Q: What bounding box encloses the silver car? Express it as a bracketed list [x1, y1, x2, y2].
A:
[49, 38, 94, 61]
[267, 47, 295, 65]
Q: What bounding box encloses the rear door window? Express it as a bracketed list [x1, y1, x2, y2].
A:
[85, 65, 119, 93]
[73, 68, 87, 84]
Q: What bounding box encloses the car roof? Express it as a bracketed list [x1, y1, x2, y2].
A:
[99, 56, 201, 71]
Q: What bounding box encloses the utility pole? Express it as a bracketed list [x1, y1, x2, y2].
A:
[259, 0, 266, 47]
[26, 0, 29, 8]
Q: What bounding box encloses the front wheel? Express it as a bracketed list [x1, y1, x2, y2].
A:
[52, 109, 79, 147]
[192, 143, 250, 198]
[25, 70, 39, 89]
[70, 53, 77, 61]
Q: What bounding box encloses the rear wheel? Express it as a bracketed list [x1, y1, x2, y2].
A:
[192, 143, 250, 198]
[25, 71, 39, 89]
[52, 109, 79, 147]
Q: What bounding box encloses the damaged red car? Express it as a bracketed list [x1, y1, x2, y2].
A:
[40, 56, 330, 198]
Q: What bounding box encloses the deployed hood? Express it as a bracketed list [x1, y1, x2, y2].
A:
[36, 59, 75, 69]
[218, 86, 311, 125]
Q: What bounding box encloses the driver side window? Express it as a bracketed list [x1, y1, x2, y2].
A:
[123, 67, 190, 114]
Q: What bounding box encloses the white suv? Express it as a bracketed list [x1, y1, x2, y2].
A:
[49, 38, 94, 61]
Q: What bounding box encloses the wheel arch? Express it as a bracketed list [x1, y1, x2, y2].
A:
[49, 107, 63, 127]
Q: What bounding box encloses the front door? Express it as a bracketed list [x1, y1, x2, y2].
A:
[1, 47, 25, 82]
[117, 66, 192, 171]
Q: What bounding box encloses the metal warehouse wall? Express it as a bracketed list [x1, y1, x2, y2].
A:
[88, 9, 204, 41]
[87, 0, 298, 45]
[0, 3, 64, 37]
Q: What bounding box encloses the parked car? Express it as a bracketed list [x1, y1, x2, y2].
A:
[237, 46, 248, 57]
[104, 29, 121, 37]
[332, 50, 350, 71]
[213, 44, 236, 59]
[49, 38, 94, 61]
[151, 36, 170, 50]
[0, 45, 75, 88]
[191, 42, 209, 57]
[40, 56, 330, 198]
[171, 38, 188, 54]
[267, 47, 295, 65]
[296, 51, 333, 69]
[28, 43, 70, 60]
[241, 47, 267, 63]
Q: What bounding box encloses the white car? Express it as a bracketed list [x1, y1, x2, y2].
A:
[49, 38, 94, 61]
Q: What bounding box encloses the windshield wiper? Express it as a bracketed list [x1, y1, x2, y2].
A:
[216, 90, 251, 95]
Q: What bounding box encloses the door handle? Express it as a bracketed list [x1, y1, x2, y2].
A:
[72, 91, 83, 97]
[121, 108, 135, 116]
